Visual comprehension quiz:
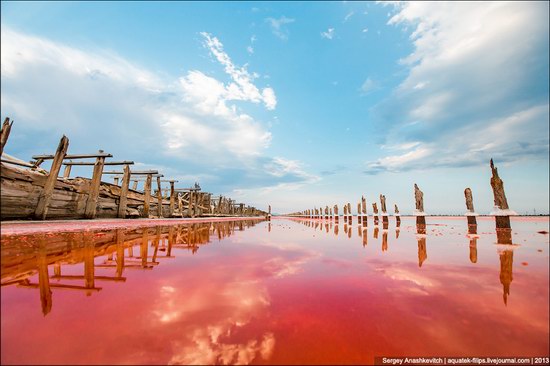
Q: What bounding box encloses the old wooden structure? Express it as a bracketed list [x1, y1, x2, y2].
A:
[0, 119, 266, 221]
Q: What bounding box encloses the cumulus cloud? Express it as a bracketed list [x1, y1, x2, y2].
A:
[321, 28, 335, 40]
[366, 2, 549, 173]
[265, 16, 295, 40]
[0, 27, 313, 198]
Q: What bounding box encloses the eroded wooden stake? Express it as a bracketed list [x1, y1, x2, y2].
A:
[117, 164, 130, 218]
[0, 117, 13, 156]
[34, 135, 69, 220]
[143, 174, 152, 217]
[83, 153, 106, 219]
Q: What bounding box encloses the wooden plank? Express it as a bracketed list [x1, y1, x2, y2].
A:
[83, 154, 106, 219]
[143, 174, 152, 217]
[156, 176, 163, 218]
[117, 165, 131, 218]
[0, 117, 13, 156]
[34, 135, 69, 219]
[103, 170, 159, 175]
[32, 152, 112, 160]
[132, 180, 138, 190]
[0, 158, 33, 168]
[63, 160, 134, 166]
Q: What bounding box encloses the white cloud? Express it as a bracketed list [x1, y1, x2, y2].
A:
[265, 16, 295, 40]
[344, 11, 355, 22]
[321, 28, 335, 40]
[362, 28, 369, 33]
[360, 77, 377, 95]
[246, 46, 254, 54]
[367, 2, 549, 173]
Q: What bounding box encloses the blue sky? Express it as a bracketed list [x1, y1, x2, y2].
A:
[1, 1, 549, 215]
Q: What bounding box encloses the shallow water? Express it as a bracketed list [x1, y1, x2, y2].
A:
[1, 217, 549, 365]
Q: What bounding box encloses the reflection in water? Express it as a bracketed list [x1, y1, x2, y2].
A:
[499, 250, 514, 306]
[418, 237, 427, 267]
[373, 227, 379, 239]
[382, 231, 388, 252]
[396, 228, 400, 239]
[362, 229, 368, 247]
[334, 224, 339, 236]
[469, 238, 478, 263]
[1, 220, 262, 316]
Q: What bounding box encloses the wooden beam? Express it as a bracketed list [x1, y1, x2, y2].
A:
[83, 154, 106, 219]
[1, 117, 14, 156]
[143, 174, 152, 217]
[34, 135, 69, 219]
[169, 181, 175, 216]
[63, 160, 134, 166]
[0, 158, 34, 168]
[32, 152, 112, 160]
[103, 170, 159, 175]
[156, 176, 163, 218]
[117, 164, 131, 218]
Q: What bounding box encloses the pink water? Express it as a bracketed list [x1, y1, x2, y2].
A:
[1, 217, 548, 364]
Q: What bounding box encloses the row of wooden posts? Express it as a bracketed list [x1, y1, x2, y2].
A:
[0, 118, 267, 220]
[286, 158, 514, 232]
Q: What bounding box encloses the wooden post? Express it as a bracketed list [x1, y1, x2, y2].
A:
[334, 205, 339, 223]
[34, 135, 69, 219]
[156, 176, 163, 218]
[0, 117, 13, 156]
[169, 181, 176, 217]
[464, 187, 477, 226]
[372, 203, 379, 225]
[394, 204, 401, 227]
[490, 159, 511, 229]
[63, 164, 72, 179]
[114, 177, 119, 186]
[132, 180, 138, 190]
[414, 184, 426, 226]
[117, 164, 130, 218]
[143, 174, 152, 217]
[361, 196, 367, 226]
[84, 153, 106, 219]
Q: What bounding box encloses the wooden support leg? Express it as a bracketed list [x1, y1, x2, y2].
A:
[84, 154, 106, 219]
[34, 136, 69, 220]
[117, 164, 130, 218]
[143, 174, 152, 217]
[169, 181, 175, 217]
[156, 176, 163, 218]
[63, 164, 72, 179]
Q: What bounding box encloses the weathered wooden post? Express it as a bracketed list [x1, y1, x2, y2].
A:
[373, 226, 379, 239]
[113, 177, 120, 186]
[329, 207, 333, 221]
[143, 173, 153, 217]
[343, 204, 348, 223]
[156, 176, 163, 218]
[325, 206, 329, 220]
[132, 180, 139, 190]
[117, 164, 131, 218]
[357, 202, 361, 225]
[169, 181, 176, 217]
[334, 204, 339, 224]
[361, 196, 367, 226]
[63, 162, 72, 179]
[0, 117, 13, 156]
[34, 135, 69, 220]
[414, 183, 426, 226]
[464, 187, 478, 234]
[83, 151, 107, 219]
[372, 202, 379, 225]
[394, 204, 401, 227]
[382, 230, 388, 252]
[490, 159, 513, 232]
[380, 194, 388, 229]
[347, 203, 352, 224]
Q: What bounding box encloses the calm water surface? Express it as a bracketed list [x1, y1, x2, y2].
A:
[1, 217, 549, 364]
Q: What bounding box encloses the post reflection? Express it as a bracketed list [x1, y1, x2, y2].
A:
[1, 220, 262, 316]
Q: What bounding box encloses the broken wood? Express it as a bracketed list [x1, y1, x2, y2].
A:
[156, 176, 163, 218]
[32, 152, 112, 160]
[143, 174, 152, 217]
[83, 153, 106, 219]
[117, 164, 131, 218]
[34, 135, 69, 220]
[0, 117, 14, 156]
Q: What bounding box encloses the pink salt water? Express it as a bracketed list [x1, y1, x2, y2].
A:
[1, 217, 548, 364]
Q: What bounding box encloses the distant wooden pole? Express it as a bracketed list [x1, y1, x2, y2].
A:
[414, 184, 426, 226]
[143, 174, 152, 217]
[156, 176, 163, 218]
[394, 204, 401, 226]
[372, 203, 379, 225]
[334, 205, 339, 223]
[0, 117, 13, 156]
[63, 164, 72, 179]
[464, 187, 477, 226]
[117, 165, 131, 218]
[490, 159, 511, 230]
[132, 180, 138, 190]
[34, 135, 69, 220]
[113, 177, 119, 186]
[83, 153, 106, 219]
[169, 181, 175, 216]
[361, 196, 367, 226]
